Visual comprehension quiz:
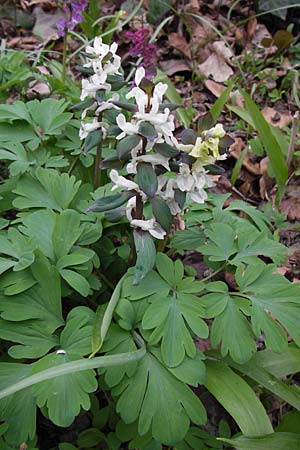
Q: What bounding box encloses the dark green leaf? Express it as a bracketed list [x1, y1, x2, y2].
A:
[137, 162, 158, 197]
[219, 433, 300, 450]
[87, 191, 135, 212]
[133, 230, 156, 285]
[117, 135, 141, 160]
[179, 129, 196, 145]
[198, 112, 214, 133]
[151, 197, 173, 231]
[84, 129, 102, 154]
[153, 142, 179, 157]
[138, 122, 158, 141]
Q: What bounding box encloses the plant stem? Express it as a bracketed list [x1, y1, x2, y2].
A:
[94, 138, 103, 189]
[201, 265, 226, 282]
[157, 235, 169, 253]
[62, 28, 68, 83]
[286, 111, 299, 169]
[68, 156, 79, 175]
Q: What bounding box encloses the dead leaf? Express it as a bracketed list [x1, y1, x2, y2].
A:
[159, 59, 192, 76]
[262, 106, 292, 128]
[204, 80, 225, 97]
[197, 41, 234, 82]
[32, 6, 64, 40]
[27, 81, 51, 99]
[280, 185, 300, 220]
[230, 138, 261, 175]
[246, 17, 257, 42]
[168, 32, 192, 59]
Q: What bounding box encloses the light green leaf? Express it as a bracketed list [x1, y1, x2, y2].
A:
[32, 352, 97, 427]
[113, 351, 206, 445]
[0, 319, 58, 359]
[219, 432, 300, 449]
[13, 167, 81, 211]
[0, 363, 36, 446]
[60, 307, 95, 357]
[205, 360, 273, 436]
[60, 269, 91, 297]
[254, 347, 300, 378]
[52, 209, 82, 260]
[142, 291, 208, 367]
[133, 230, 156, 285]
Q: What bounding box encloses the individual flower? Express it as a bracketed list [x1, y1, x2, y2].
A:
[116, 114, 141, 140]
[79, 117, 101, 140]
[126, 152, 170, 174]
[130, 218, 166, 240]
[176, 163, 195, 191]
[109, 169, 139, 191]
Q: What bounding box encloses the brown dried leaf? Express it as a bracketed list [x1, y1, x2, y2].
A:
[230, 137, 261, 175]
[204, 80, 225, 97]
[197, 41, 234, 82]
[280, 185, 300, 221]
[168, 32, 192, 59]
[262, 106, 292, 128]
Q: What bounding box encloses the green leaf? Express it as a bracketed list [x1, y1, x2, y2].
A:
[138, 122, 158, 141]
[60, 307, 95, 357]
[137, 162, 158, 197]
[52, 209, 82, 260]
[171, 227, 205, 251]
[0, 363, 36, 446]
[142, 277, 208, 366]
[117, 135, 141, 159]
[84, 129, 102, 154]
[205, 360, 273, 436]
[254, 347, 300, 378]
[133, 230, 156, 285]
[0, 319, 59, 359]
[179, 129, 196, 145]
[153, 142, 179, 157]
[0, 253, 63, 332]
[210, 81, 233, 121]
[151, 196, 173, 231]
[219, 433, 300, 450]
[32, 352, 97, 427]
[13, 167, 81, 211]
[88, 191, 135, 212]
[60, 269, 91, 297]
[225, 355, 300, 411]
[113, 351, 206, 445]
[241, 91, 288, 200]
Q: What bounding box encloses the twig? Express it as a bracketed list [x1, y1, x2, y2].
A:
[286, 111, 299, 169]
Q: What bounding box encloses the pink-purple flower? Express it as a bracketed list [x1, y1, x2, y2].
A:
[57, 0, 88, 37]
[125, 28, 157, 70]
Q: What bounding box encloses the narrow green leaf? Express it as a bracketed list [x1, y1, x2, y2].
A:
[151, 196, 173, 231]
[205, 360, 273, 436]
[219, 433, 300, 450]
[87, 191, 135, 213]
[133, 230, 156, 285]
[254, 347, 300, 378]
[210, 81, 233, 121]
[241, 91, 288, 200]
[137, 162, 158, 197]
[197, 112, 214, 133]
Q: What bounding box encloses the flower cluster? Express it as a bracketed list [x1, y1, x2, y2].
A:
[125, 28, 157, 70]
[57, 0, 88, 37]
[79, 37, 122, 140]
[81, 37, 227, 240]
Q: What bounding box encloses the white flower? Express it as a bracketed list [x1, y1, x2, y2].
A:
[127, 153, 170, 174]
[190, 189, 208, 204]
[116, 114, 140, 140]
[177, 163, 195, 191]
[80, 78, 110, 101]
[79, 118, 101, 140]
[110, 169, 139, 191]
[126, 196, 136, 221]
[130, 218, 166, 240]
[135, 67, 145, 86]
[96, 93, 120, 114]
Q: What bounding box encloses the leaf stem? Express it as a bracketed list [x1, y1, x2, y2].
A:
[62, 28, 68, 84]
[67, 156, 79, 175]
[94, 134, 102, 189]
[0, 348, 146, 400]
[201, 264, 226, 282]
[286, 111, 299, 169]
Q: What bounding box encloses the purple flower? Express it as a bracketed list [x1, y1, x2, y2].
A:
[57, 0, 88, 37]
[125, 28, 157, 70]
